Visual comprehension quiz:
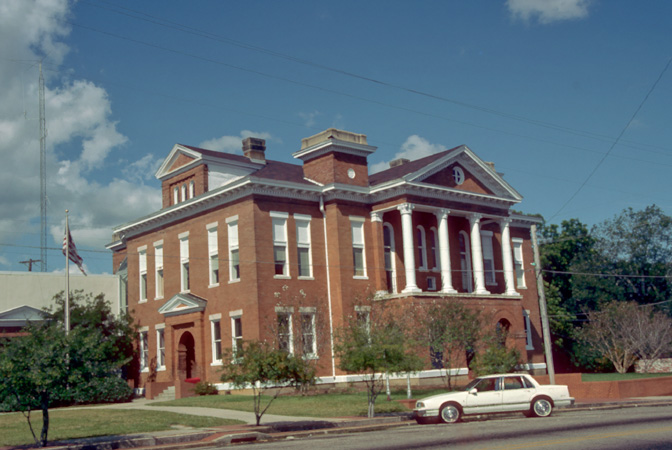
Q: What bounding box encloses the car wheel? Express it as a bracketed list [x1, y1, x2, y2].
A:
[439, 403, 462, 424]
[530, 397, 553, 417]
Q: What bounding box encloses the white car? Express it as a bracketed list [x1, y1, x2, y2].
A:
[414, 374, 574, 424]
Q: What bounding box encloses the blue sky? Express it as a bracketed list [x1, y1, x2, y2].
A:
[0, 0, 670, 275]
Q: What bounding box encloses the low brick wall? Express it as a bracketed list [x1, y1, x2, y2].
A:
[535, 373, 672, 400]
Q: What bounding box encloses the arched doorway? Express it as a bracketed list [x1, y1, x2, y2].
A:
[177, 332, 196, 379]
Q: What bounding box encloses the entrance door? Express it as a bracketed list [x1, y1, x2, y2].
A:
[177, 332, 196, 379]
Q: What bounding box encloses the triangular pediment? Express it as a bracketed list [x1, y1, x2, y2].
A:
[0, 305, 47, 326]
[405, 146, 522, 202]
[155, 144, 204, 180]
[158, 293, 207, 317]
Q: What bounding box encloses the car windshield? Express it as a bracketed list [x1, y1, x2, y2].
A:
[463, 378, 485, 391]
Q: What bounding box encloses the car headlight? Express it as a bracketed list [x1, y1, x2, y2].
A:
[416, 401, 425, 409]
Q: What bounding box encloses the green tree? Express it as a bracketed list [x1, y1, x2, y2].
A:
[0, 291, 135, 447]
[412, 299, 482, 389]
[219, 340, 314, 425]
[334, 300, 422, 418]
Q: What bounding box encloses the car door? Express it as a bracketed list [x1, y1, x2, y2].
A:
[500, 376, 534, 412]
[463, 377, 502, 414]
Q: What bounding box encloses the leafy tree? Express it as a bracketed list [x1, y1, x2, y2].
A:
[0, 291, 135, 447]
[578, 301, 672, 374]
[469, 328, 520, 376]
[411, 299, 482, 389]
[219, 340, 314, 425]
[334, 300, 422, 418]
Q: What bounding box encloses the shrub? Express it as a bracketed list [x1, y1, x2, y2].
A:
[194, 381, 218, 396]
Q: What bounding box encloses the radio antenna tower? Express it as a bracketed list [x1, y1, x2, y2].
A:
[39, 62, 47, 272]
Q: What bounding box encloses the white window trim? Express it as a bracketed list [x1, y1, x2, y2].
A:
[225, 215, 240, 283]
[139, 326, 149, 373]
[271, 211, 290, 279]
[295, 214, 313, 279]
[179, 232, 190, 293]
[154, 240, 164, 300]
[299, 307, 317, 359]
[138, 246, 147, 303]
[481, 230, 497, 286]
[430, 226, 440, 272]
[155, 324, 166, 371]
[229, 310, 243, 358]
[210, 314, 223, 366]
[207, 222, 219, 287]
[350, 216, 367, 279]
[523, 309, 534, 350]
[275, 306, 294, 354]
[512, 238, 526, 289]
[416, 225, 428, 271]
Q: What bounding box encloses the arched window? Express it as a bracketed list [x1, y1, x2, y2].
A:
[459, 231, 473, 293]
[430, 227, 440, 271]
[496, 319, 511, 345]
[188, 180, 195, 199]
[416, 225, 427, 270]
[383, 223, 396, 293]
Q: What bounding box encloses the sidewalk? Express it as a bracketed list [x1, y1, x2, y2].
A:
[19, 396, 672, 450]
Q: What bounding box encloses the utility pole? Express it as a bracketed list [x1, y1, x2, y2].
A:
[530, 224, 555, 384]
[39, 62, 47, 272]
[19, 258, 41, 271]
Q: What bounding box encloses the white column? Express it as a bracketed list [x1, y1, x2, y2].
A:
[398, 203, 420, 293]
[499, 218, 517, 295]
[469, 214, 490, 295]
[435, 209, 456, 293]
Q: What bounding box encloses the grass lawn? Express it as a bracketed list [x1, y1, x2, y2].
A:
[582, 372, 672, 382]
[151, 387, 450, 418]
[0, 408, 243, 448]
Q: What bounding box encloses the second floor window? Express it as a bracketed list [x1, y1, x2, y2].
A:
[271, 212, 289, 277]
[350, 217, 366, 277]
[481, 231, 496, 285]
[154, 243, 164, 298]
[417, 226, 427, 270]
[227, 217, 240, 281]
[207, 224, 219, 285]
[179, 233, 189, 291]
[295, 215, 312, 278]
[513, 239, 525, 288]
[138, 248, 147, 301]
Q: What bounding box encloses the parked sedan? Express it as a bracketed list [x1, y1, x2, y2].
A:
[414, 374, 574, 424]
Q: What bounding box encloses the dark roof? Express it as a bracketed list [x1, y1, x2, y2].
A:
[368, 146, 461, 186]
[179, 144, 312, 185]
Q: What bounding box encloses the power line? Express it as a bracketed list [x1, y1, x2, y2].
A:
[549, 56, 672, 221]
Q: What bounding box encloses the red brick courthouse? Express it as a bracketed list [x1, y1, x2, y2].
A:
[108, 128, 547, 396]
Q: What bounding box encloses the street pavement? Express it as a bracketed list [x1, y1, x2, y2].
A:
[11, 396, 672, 450]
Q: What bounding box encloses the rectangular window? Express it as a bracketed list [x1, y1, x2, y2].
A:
[355, 306, 371, 341]
[481, 231, 496, 285]
[512, 238, 526, 288]
[138, 247, 147, 302]
[179, 232, 190, 291]
[350, 217, 366, 278]
[523, 309, 534, 350]
[277, 310, 293, 354]
[416, 226, 427, 269]
[207, 223, 219, 286]
[271, 212, 289, 277]
[227, 216, 240, 281]
[300, 311, 316, 357]
[154, 242, 164, 299]
[139, 329, 149, 372]
[156, 326, 165, 370]
[295, 215, 312, 278]
[430, 228, 440, 270]
[231, 314, 243, 357]
[211, 317, 222, 364]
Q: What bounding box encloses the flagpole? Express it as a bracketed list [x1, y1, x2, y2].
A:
[65, 209, 70, 335]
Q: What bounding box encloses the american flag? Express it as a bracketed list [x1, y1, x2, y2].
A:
[63, 223, 86, 275]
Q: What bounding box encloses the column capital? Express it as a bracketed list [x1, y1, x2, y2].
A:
[499, 217, 512, 226]
[397, 203, 415, 215]
[434, 209, 451, 221]
[468, 213, 483, 224]
[370, 211, 383, 223]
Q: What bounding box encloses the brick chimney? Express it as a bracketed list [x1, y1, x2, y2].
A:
[242, 137, 266, 163]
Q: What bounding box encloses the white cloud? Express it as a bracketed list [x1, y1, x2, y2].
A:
[370, 135, 445, 174]
[199, 130, 274, 153]
[507, 0, 592, 24]
[0, 0, 160, 273]
[298, 110, 321, 128]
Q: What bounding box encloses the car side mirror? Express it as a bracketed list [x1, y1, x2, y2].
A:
[469, 388, 478, 395]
